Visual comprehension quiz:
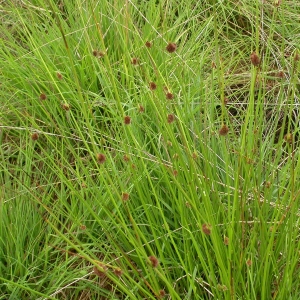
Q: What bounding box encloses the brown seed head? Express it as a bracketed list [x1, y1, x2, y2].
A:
[62, 103, 70, 111]
[224, 236, 229, 246]
[294, 52, 300, 62]
[131, 57, 138, 65]
[250, 52, 260, 66]
[56, 72, 63, 80]
[202, 224, 212, 235]
[166, 92, 174, 100]
[149, 82, 157, 90]
[31, 132, 39, 141]
[159, 289, 166, 298]
[123, 154, 130, 162]
[93, 50, 105, 57]
[219, 124, 229, 136]
[166, 42, 177, 53]
[246, 259, 252, 266]
[138, 105, 145, 113]
[39, 93, 47, 100]
[113, 268, 123, 277]
[93, 262, 108, 278]
[122, 192, 129, 201]
[265, 181, 271, 188]
[173, 170, 178, 176]
[124, 116, 131, 125]
[96, 153, 106, 164]
[167, 114, 175, 124]
[148, 255, 159, 268]
[145, 41, 152, 48]
[80, 225, 86, 230]
[211, 61, 216, 69]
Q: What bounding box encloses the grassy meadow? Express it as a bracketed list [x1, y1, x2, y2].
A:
[0, 0, 300, 299]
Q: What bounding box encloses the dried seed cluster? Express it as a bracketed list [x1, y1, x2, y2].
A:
[124, 116, 131, 125]
[96, 153, 106, 164]
[39, 93, 47, 100]
[31, 132, 39, 141]
[166, 42, 177, 53]
[148, 255, 159, 268]
[219, 125, 229, 136]
[250, 52, 260, 66]
[122, 192, 129, 201]
[202, 224, 212, 235]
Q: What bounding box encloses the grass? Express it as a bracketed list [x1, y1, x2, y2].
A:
[0, 0, 299, 299]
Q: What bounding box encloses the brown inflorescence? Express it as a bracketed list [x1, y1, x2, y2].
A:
[31, 133, 39, 141]
[148, 255, 159, 268]
[57, 72, 63, 80]
[219, 124, 229, 136]
[145, 41, 152, 48]
[138, 105, 145, 113]
[159, 289, 166, 298]
[62, 103, 70, 111]
[124, 116, 131, 125]
[149, 82, 157, 90]
[224, 236, 229, 246]
[131, 57, 138, 65]
[96, 153, 106, 164]
[93, 50, 105, 57]
[250, 51, 260, 66]
[265, 181, 271, 188]
[166, 92, 174, 100]
[93, 262, 108, 278]
[166, 42, 177, 53]
[114, 268, 123, 277]
[167, 114, 175, 124]
[202, 224, 212, 235]
[123, 154, 130, 162]
[246, 259, 252, 266]
[39, 93, 47, 100]
[122, 192, 129, 201]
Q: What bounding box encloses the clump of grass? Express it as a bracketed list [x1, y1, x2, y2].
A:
[0, 0, 300, 299]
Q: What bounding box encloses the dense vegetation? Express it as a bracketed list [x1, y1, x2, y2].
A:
[0, 0, 299, 299]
